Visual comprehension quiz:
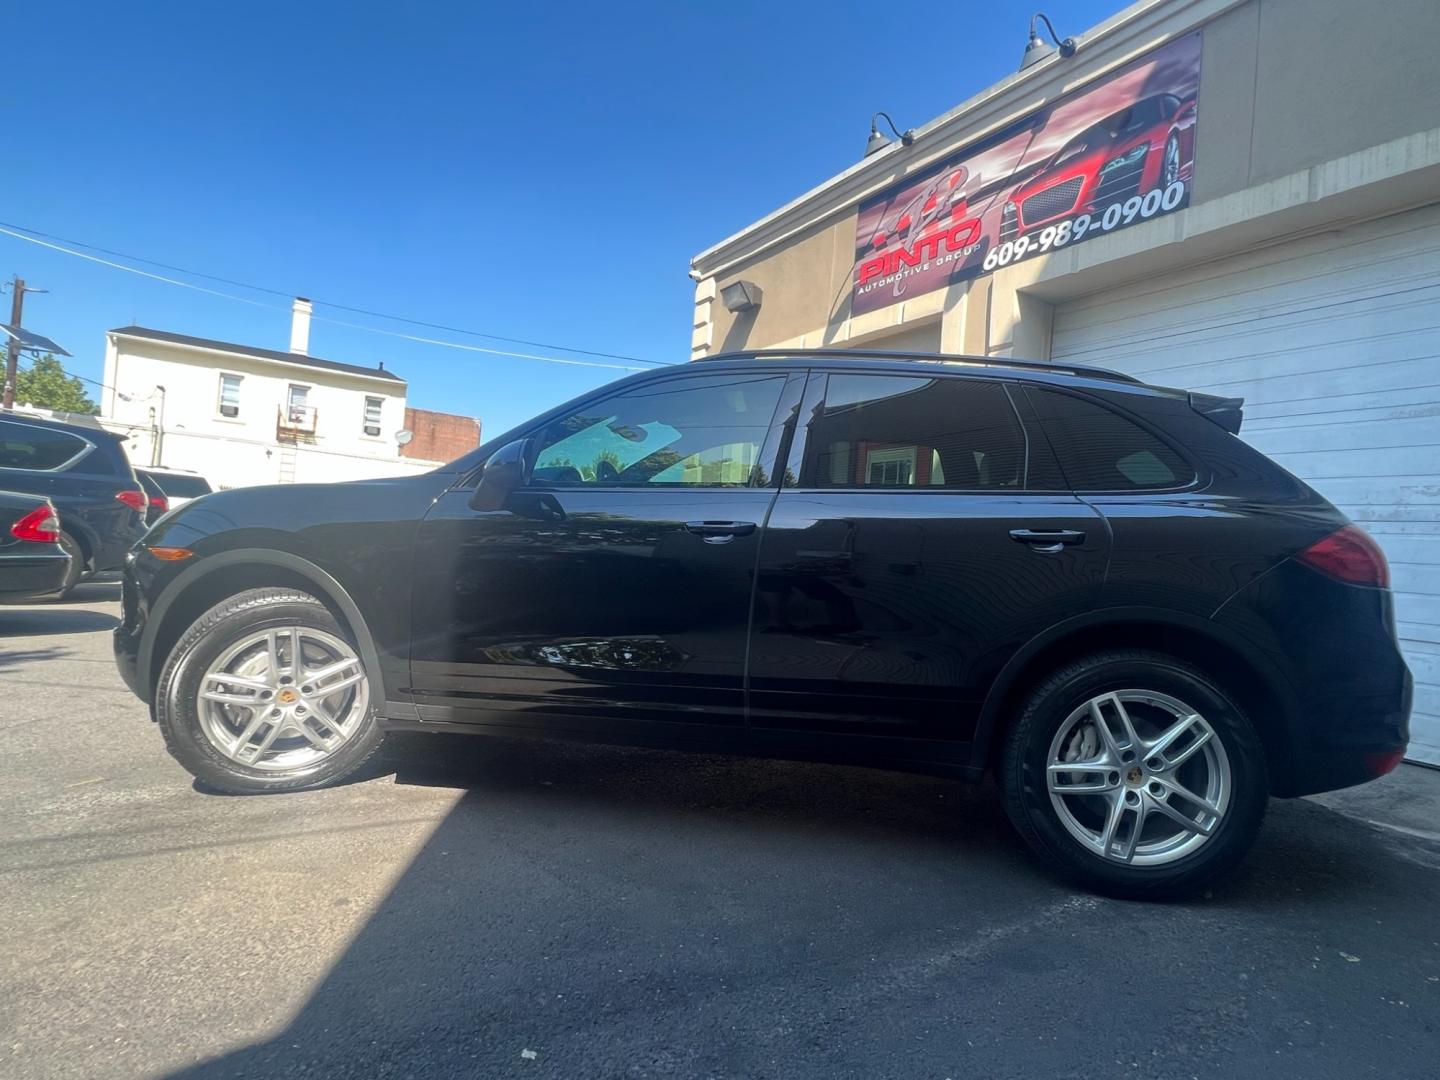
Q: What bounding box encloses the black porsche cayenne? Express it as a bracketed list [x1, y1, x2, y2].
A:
[114, 351, 1411, 899]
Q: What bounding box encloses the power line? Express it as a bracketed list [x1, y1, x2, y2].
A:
[0, 219, 670, 365]
[0, 222, 295, 299]
[0, 221, 672, 369]
[4, 217, 668, 365]
[13, 354, 117, 396]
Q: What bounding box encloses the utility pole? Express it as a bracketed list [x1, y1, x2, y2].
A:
[2, 276, 25, 410]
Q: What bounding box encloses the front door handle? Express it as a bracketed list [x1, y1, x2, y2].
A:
[1009, 528, 1086, 553]
[685, 520, 757, 544]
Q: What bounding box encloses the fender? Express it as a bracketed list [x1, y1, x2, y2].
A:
[966, 605, 1303, 773]
[139, 548, 388, 708]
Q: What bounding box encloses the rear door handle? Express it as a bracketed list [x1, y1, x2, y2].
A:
[1009, 528, 1086, 553]
[685, 520, 757, 544]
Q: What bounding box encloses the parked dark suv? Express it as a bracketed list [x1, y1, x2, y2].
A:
[113, 352, 1411, 898]
[1, 411, 148, 597]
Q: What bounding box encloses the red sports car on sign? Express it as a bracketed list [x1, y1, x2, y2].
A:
[1000, 93, 1196, 240]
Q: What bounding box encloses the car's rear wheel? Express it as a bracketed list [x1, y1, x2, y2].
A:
[155, 588, 384, 794]
[1001, 650, 1267, 900]
[49, 531, 85, 600]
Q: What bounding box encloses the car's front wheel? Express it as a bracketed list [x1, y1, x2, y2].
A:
[1162, 132, 1182, 188]
[1001, 650, 1267, 900]
[154, 588, 384, 794]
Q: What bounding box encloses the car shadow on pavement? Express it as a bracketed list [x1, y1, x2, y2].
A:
[0, 646, 64, 670]
[0, 608, 120, 637]
[53, 580, 122, 604]
[165, 735, 1440, 1079]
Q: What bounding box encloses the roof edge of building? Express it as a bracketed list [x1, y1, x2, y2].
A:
[107, 325, 406, 385]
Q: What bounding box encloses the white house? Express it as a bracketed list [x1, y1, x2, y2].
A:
[99, 299, 465, 489]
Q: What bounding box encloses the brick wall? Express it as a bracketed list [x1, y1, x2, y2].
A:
[401, 406, 481, 462]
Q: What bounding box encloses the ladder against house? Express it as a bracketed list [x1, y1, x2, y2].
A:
[278, 445, 298, 484]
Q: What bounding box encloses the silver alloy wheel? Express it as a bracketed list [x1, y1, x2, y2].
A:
[196, 626, 369, 771]
[1162, 134, 1181, 188]
[1046, 690, 1231, 866]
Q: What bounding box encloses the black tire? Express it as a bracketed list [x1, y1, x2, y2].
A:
[1001, 649, 1267, 900]
[49, 531, 85, 600]
[154, 588, 385, 794]
[1163, 132, 1182, 187]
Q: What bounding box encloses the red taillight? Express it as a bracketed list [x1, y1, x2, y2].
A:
[116, 489, 148, 513]
[149, 495, 169, 514]
[10, 505, 59, 544]
[1365, 750, 1405, 778]
[1296, 525, 1390, 589]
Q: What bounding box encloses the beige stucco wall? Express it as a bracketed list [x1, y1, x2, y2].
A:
[695, 213, 857, 357]
[1193, 0, 1440, 203]
[692, 0, 1440, 363]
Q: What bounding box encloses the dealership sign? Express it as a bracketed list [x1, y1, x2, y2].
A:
[852, 32, 1202, 316]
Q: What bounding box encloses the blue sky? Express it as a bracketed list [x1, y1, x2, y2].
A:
[7, 0, 1117, 436]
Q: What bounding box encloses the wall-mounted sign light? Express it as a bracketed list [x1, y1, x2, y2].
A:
[1020, 12, 1077, 71]
[721, 280, 764, 314]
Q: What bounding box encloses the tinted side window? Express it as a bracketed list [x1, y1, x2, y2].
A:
[1026, 387, 1194, 491]
[149, 472, 212, 497]
[802, 374, 1027, 490]
[0, 420, 89, 471]
[84, 440, 125, 477]
[532, 373, 786, 487]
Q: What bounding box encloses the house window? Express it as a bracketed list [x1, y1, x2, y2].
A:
[363, 397, 383, 437]
[865, 446, 917, 486]
[218, 373, 242, 418]
[287, 384, 310, 423]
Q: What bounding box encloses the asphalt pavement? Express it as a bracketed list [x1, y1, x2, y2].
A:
[2, 584, 1439, 1079]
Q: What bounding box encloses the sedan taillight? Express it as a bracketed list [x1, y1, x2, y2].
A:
[116, 489, 148, 513]
[1295, 525, 1390, 589]
[10, 505, 60, 544]
[148, 495, 169, 514]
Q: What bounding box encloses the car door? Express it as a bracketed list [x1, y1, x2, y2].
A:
[407, 367, 801, 736]
[747, 368, 1109, 748]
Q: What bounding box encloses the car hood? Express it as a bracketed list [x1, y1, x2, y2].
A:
[142, 473, 452, 554]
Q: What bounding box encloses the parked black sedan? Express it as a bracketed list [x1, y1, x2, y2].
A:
[113, 350, 1411, 899]
[0, 491, 70, 599]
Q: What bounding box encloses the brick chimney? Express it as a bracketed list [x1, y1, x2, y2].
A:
[290, 297, 313, 355]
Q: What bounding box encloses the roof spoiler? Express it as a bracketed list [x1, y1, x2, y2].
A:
[1188, 391, 1244, 435]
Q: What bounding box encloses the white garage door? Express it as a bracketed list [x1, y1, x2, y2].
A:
[1050, 204, 1440, 764]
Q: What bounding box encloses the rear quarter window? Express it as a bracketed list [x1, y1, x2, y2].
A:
[0, 420, 91, 471]
[1025, 386, 1194, 491]
[82, 440, 128, 477]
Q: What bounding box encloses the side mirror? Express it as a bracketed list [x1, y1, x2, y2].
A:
[468, 438, 530, 511]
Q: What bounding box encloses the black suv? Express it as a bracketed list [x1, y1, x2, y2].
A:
[113, 352, 1411, 898]
[0, 411, 148, 597]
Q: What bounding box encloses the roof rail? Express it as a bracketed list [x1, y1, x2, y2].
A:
[696, 348, 1142, 385]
